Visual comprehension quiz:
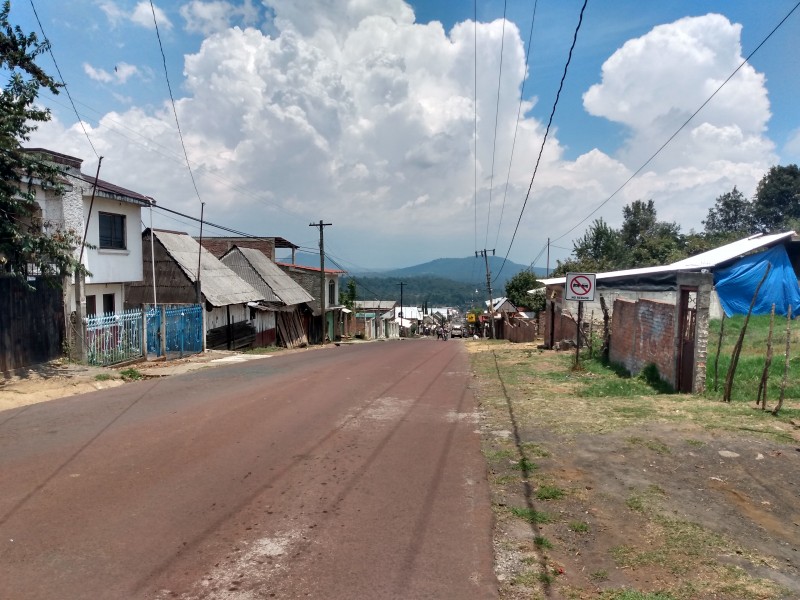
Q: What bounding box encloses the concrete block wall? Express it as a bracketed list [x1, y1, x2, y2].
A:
[610, 298, 675, 386]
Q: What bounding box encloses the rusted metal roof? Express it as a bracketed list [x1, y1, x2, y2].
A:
[222, 246, 314, 306]
[153, 230, 263, 307]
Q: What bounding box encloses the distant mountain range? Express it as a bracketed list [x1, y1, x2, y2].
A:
[365, 256, 545, 289]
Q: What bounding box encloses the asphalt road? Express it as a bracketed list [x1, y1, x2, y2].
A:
[0, 339, 496, 599]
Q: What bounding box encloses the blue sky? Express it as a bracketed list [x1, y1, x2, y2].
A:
[8, 0, 800, 274]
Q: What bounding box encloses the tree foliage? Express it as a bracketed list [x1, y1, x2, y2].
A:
[702, 186, 755, 238]
[504, 269, 541, 311]
[339, 278, 357, 310]
[751, 164, 800, 232]
[618, 199, 683, 267]
[0, 1, 81, 284]
[552, 200, 684, 275]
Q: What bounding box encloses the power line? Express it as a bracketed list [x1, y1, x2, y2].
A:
[28, 0, 99, 159]
[494, 0, 539, 250]
[552, 0, 800, 245]
[484, 0, 509, 248]
[148, 0, 204, 208]
[494, 0, 589, 282]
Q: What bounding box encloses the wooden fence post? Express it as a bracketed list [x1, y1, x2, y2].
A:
[772, 305, 792, 415]
[723, 263, 771, 403]
[756, 304, 775, 410]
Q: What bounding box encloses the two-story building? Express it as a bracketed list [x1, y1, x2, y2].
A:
[25, 148, 152, 319]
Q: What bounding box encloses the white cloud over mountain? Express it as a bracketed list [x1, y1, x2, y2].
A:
[31, 2, 779, 267]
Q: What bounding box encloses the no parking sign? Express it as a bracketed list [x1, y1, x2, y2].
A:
[565, 272, 596, 301]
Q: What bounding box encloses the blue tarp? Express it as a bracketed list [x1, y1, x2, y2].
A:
[714, 245, 800, 317]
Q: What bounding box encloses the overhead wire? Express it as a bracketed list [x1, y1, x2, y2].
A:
[550, 0, 800, 245]
[148, 0, 203, 207]
[484, 0, 509, 248]
[28, 0, 99, 159]
[494, 0, 539, 250]
[494, 0, 589, 282]
[471, 0, 478, 286]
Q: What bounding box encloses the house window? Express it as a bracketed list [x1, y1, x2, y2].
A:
[99, 212, 126, 249]
[86, 295, 96, 316]
[328, 279, 336, 306]
[102, 293, 115, 315]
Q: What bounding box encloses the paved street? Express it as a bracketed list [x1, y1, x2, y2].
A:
[0, 339, 496, 599]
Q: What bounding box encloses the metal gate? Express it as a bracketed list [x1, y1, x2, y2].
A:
[146, 305, 203, 358]
[85, 309, 144, 366]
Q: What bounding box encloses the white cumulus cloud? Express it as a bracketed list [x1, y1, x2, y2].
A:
[30, 4, 781, 267]
[130, 1, 173, 30]
[179, 0, 259, 35]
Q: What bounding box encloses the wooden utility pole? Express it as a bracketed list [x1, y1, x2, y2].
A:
[476, 249, 495, 339]
[309, 220, 332, 344]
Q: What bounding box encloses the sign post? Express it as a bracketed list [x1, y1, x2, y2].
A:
[565, 273, 596, 366]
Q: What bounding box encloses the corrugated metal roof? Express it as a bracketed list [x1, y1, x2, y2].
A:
[355, 300, 396, 310]
[153, 230, 263, 307]
[225, 247, 314, 306]
[538, 231, 797, 288]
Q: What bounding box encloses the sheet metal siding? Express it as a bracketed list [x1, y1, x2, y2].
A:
[155, 231, 263, 307]
[237, 247, 314, 306]
[221, 250, 280, 303]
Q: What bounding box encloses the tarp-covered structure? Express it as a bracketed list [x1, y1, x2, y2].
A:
[714, 245, 800, 317]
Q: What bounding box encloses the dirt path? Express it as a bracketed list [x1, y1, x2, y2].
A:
[470, 340, 800, 599]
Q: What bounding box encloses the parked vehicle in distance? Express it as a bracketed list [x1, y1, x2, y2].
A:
[450, 325, 464, 338]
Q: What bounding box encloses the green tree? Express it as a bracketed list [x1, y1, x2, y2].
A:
[702, 186, 755, 237]
[618, 199, 683, 267]
[0, 2, 83, 285]
[339, 278, 357, 310]
[751, 164, 800, 232]
[571, 218, 622, 271]
[504, 269, 542, 310]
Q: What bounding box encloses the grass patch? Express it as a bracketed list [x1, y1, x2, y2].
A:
[521, 441, 550, 457]
[94, 373, 113, 381]
[534, 536, 553, 549]
[590, 569, 609, 582]
[627, 437, 671, 455]
[536, 485, 565, 501]
[599, 592, 676, 600]
[119, 368, 143, 381]
[568, 521, 589, 533]
[511, 457, 539, 472]
[685, 439, 706, 447]
[626, 485, 665, 514]
[245, 345, 284, 355]
[510, 506, 552, 524]
[485, 447, 514, 461]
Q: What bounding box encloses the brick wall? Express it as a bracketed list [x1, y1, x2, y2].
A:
[610, 298, 675, 387]
[542, 304, 580, 346]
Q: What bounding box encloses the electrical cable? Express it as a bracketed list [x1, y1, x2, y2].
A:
[484, 0, 509, 248]
[494, 0, 589, 282]
[551, 0, 800, 245]
[148, 0, 204, 208]
[494, 0, 539, 250]
[28, 0, 99, 159]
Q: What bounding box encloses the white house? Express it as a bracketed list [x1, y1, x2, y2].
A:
[25, 148, 152, 317]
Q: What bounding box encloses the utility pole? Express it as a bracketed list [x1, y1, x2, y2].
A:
[476, 249, 496, 339]
[309, 220, 332, 344]
[398, 281, 405, 334]
[546, 237, 550, 277]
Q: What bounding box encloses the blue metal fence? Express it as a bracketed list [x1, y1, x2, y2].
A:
[84, 305, 203, 366]
[146, 305, 203, 358]
[85, 309, 144, 366]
